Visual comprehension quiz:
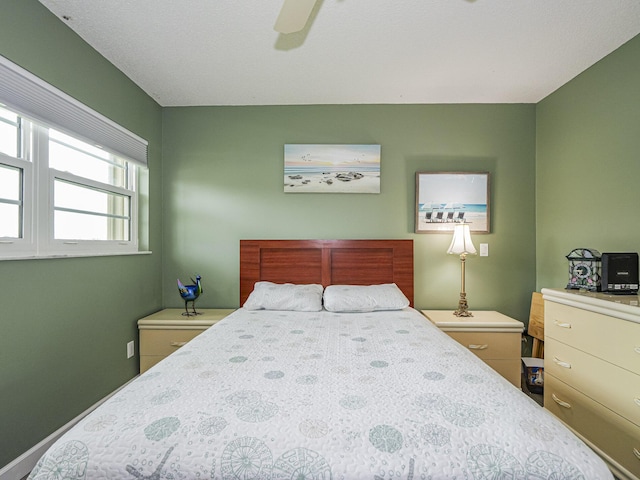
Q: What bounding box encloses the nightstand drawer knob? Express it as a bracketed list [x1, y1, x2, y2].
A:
[635, 398, 640, 408]
[634, 448, 640, 461]
[170, 341, 188, 348]
[468, 344, 489, 350]
[553, 357, 572, 369]
[552, 393, 572, 409]
[554, 320, 572, 329]
[635, 346, 640, 355]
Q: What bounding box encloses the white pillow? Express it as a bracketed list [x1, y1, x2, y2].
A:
[243, 281, 324, 311]
[323, 283, 410, 312]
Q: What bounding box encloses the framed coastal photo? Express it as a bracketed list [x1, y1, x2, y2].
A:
[415, 172, 490, 233]
[284, 144, 381, 193]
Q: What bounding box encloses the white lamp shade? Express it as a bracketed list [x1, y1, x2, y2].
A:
[447, 223, 477, 255]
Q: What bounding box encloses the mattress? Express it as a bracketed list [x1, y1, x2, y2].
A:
[29, 308, 613, 479]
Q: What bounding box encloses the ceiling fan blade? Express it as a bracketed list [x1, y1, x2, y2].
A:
[274, 0, 318, 34]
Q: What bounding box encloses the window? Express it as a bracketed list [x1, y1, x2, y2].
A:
[50, 129, 134, 243]
[0, 56, 148, 259]
[54, 179, 131, 241]
[0, 106, 19, 157]
[0, 106, 29, 246]
[0, 106, 145, 258]
[0, 164, 23, 238]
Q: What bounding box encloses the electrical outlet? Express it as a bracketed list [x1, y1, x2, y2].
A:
[127, 341, 135, 359]
[480, 243, 489, 257]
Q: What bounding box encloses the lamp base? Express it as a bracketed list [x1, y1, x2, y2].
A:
[453, 293, 473, 317]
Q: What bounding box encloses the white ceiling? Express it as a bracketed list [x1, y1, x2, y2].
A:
[38, 0, 640, 107]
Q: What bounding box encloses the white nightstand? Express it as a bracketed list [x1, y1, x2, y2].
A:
[138, 308, 235, 373]
[421, 310, 524, 387]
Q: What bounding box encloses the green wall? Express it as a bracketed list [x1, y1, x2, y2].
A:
[162, 104, 537, 321]
[0, 0, 163, 467]
[536, 34, 640, 288]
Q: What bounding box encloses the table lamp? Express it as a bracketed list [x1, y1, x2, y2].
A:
[447, 223, 477, 317]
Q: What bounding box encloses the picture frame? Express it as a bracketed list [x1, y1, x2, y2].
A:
[415, 172, 490, 233]
[284, 144, 381, 194]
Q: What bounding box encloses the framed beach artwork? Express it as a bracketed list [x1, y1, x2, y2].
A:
[284, 144, 381, 193]
[415, 172, 490, 233]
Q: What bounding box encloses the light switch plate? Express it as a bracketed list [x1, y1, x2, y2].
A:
[480, 243, 489, 257]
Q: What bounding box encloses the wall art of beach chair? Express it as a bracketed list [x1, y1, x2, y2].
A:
[434, 211, 444, 222]
[425, 211, 433, 222]
[456, 211, 465, 222]
[445, 211, 455, 222]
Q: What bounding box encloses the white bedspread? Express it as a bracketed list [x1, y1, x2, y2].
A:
[29, 308, 613, 479]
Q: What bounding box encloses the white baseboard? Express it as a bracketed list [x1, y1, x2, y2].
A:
[0, 377, 137, 480]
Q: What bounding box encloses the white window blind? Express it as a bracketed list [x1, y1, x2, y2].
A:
[0, 55, 148, 166]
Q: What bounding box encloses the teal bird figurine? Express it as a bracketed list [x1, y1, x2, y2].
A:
[177, 275, 203, 316]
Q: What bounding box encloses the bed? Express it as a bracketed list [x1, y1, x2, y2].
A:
[29, 239, 613, 480]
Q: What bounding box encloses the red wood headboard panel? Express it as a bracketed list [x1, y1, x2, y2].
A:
[240, 239, 414, 306]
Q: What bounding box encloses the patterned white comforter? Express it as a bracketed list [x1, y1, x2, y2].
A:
[29, 308, 613, 479]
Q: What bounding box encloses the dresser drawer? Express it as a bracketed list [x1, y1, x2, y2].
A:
[546, 338, 640, 426]
[446, 331, 520, 360]
[139, 328, 207, 356]
[545, 374, 640, 479]
[545, 301, 640, 373]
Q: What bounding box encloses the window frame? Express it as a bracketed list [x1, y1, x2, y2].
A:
[47, 168, 138, 253]
[0, 54, 149, 260]
[0, 152, 33, 253]
[0, 110, 145, 260]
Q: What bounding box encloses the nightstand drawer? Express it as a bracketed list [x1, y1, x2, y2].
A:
[546, 338, 640, 426]
[422, 310, 524, 388]
[545, 374, 640, 479]
[446, 331, 521, 360]
[139, 328, 206, 356]
[545, 301, 640, 373]
[137, 308, 235, 373]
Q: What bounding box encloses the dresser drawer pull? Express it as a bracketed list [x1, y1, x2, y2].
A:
[552, 394, 572, 409]
[634, 448, 640, 461]
[553, 320, 572, 329]
[468, 344, 489, 350]
[552, 357, 572, 369]
[170, 341, 188, 348]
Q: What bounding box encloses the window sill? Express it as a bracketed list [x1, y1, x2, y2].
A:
[0, 250, 152, 261]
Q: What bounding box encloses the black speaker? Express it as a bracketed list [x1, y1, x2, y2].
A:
[600, 252, 639, 294]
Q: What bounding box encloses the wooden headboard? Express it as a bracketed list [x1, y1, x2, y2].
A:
[240, 239, 414, 306]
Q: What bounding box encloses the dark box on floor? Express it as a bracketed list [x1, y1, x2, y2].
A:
[522, 357, 544, 394]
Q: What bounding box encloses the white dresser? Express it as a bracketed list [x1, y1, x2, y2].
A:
[542, 288, 640, 480]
